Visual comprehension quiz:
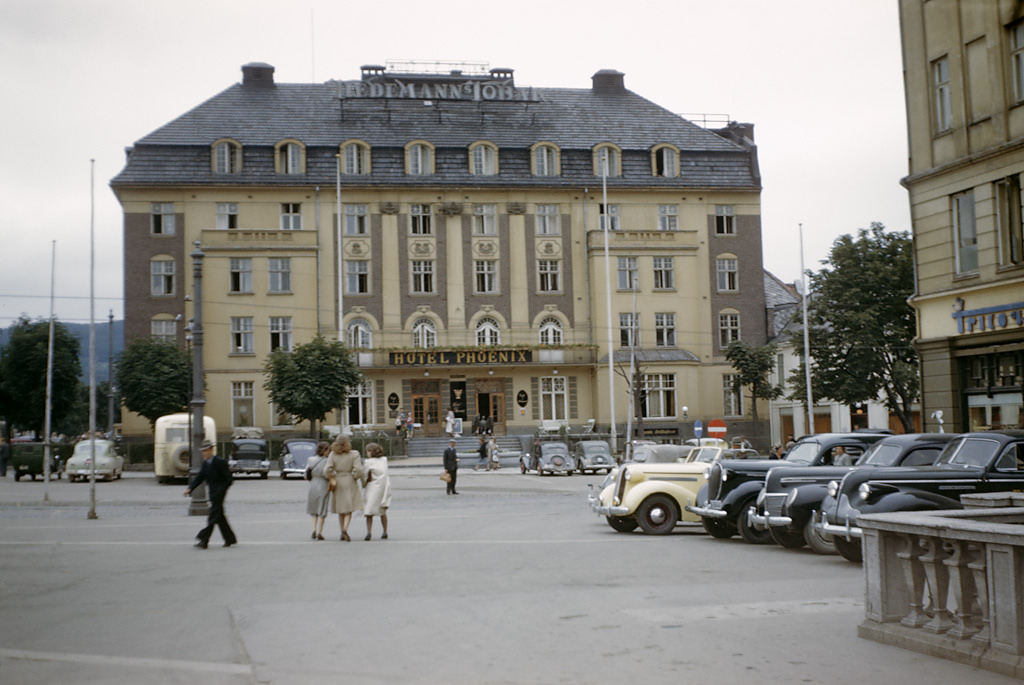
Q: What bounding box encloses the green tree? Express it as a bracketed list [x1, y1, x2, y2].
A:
[263, 336, 362, 437]
[0, 316, 82, 436]
[724, 340, 784, 432]
[789, 223, 918, 432]
[115, 337, 190, 427]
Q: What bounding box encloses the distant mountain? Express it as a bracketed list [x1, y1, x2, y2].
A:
[0, 319, 124, 382]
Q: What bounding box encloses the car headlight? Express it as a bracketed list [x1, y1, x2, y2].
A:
[623, 467, 632, 482]
[857, 483, 872, 501]
[827, 480, 839, 498]
[786, 489, 798, 508]
[721, 468, 730, 482]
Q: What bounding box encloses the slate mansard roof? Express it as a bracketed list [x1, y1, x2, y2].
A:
[112, 64, 760, 190]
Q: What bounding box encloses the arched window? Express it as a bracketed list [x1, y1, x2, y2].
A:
[539, 317, 563, 345]
[406, 141, 434, 175]
[593, 144, 621, 177]
[531, 142, 560, 176]
[469, 141, 498, 175]
[651, 144, 679, 177]
[341, 140, 371, 175]
[275, 140, 305, 174]
[412, 318, 437, 348]
[212, 139, 242, 174]
[475, 317, 501, 346]
[347, 319, 373, 349]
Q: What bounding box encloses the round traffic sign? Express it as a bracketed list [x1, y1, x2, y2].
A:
[707, 419, 727, 438]
[693, 419, 703, 438]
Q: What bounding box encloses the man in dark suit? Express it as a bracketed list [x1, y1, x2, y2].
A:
[184, 440, 236, 548]
[443, 438, 459, 495]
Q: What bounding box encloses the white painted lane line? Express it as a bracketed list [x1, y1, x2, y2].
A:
[0, 647, 253, 675]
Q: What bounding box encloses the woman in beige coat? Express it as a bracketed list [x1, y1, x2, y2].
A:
[324, 435, 364, 541]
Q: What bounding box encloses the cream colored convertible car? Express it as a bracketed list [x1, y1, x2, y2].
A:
[588, 445, 759, 535]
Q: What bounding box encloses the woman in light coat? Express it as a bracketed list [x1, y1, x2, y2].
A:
[306, 441, 331, 540]
[361, 442, 391, 540]
[324, 435, 364, 541]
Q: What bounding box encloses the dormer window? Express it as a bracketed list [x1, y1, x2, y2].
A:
[593, 144, 621, 177]
[470, 141, 498, 175]
[275, 140, 305, 174]
[406, 141, 434, 175]
[212, 139, 242, 174]
[531, 143, 560, 176]
[652, 144, 679, 177]
[341, 140, 371, 175]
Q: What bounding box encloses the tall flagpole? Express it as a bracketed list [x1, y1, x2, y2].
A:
[799, 223, 814, 435]
[602, 152, 617, 453]
[88, 159, 98, 519]
[42, 240, 56, 502]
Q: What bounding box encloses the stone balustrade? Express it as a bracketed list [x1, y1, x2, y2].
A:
[857, 495, 1024, 678]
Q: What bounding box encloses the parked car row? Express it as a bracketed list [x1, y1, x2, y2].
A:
[520, 439, 616, 475]
[588, 430, 1024, 564]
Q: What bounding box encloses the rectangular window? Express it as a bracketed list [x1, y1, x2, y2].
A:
[344, 143, 368, 175]
[279, 143, 302, 174]
[658, 204, 678, 231]
[541, 376, 567, 421]
[269, 316, 293, 352]
[715, 205, 736, 235]
[410, 204, 432, 235]
[719, 312, 741, 347]
[347, 381, 373, 426]
[268, 258, 292, 293]
[534, 146, 557, 176]
[473, 204, 497, 235]
[346, 260, 369, 294]
[536, 204, 560, 235]
[231, 381, 255, 427]
[408, 144, 431, 175]
[953, 190, 978, 274]
[933, 56, 953, 132]
[655, 313, 675, 347]
[653, 257, 674, 289]
[229, 258, 253, 294]
[151, 203, 175, 236]
[280, 203, 302, 230]
[600, 203, 620, 231]
[216, 202, 238, 229]
[412, 260, 434, 293]
[538, 259, 560, 292]
[617, 256, 638, 290]
[619, 313, 639, 347]
[716, 258, 738, 291]
[151, 319, 176, 342]
[996, 175, 1024, 266]
[1013, 24, 1024, 103]
[345, 204, 368, 235]
[723, 374, 742, 417]
[642, 374, 676, 418]
[150, 260, 175, 296]
[231, 317, 254, 354]
[475, 260, 497, 294]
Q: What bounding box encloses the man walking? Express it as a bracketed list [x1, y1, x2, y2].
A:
[184, 440, 236, 548]
[443, 438, 459, 495]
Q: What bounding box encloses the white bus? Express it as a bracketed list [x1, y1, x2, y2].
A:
[154, 414, 216, 483]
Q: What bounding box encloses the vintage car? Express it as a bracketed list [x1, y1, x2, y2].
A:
[279, 438, 319, 479]
[229, 428, 270, 478]
[521, 440, 573, 475]
[631, 443, 693, 464]
[589, 445, 762, 535]
[573, 440, 615, 474]
[11, 442, 63, 481]
[153, 414, 217, 483]
[748, 432, 953, 553]
[686, 431, 891, 543]
[65, 439, 124, 482]
[816, 430, 1024, 562]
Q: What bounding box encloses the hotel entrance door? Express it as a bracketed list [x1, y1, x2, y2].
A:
[475, 379, 505, 435]
[412, 394, 441, 437]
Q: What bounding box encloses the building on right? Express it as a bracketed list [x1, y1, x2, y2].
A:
[900, 0, 1024, 432]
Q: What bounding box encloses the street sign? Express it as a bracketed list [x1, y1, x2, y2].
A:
[693, 419, 703, 438]
[708, 419, 727, 438]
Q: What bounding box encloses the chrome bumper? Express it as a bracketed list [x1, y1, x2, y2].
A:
[746, 506, 791, 530]
[813, 510, 861, 540]
[685, 502, 728, 519]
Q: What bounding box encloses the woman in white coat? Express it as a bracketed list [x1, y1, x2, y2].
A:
[362, 442, 391, 540]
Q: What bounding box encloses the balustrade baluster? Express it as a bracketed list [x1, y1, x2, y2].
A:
[920, 535, 955, 634]
[897, 532, 929, 628]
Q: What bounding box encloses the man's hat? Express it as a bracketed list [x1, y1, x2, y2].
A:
[200, 440, 214, 450]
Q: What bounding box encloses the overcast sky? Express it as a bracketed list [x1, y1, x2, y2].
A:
[0, 0, 909, 328]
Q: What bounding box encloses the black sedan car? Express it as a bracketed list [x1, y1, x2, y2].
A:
[816, 430, 1024, 562]
[749, 432, 953, 553]
[279, 438, 319, 479]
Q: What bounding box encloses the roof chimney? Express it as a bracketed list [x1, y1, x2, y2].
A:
[242, 62, 275, 88]
[591, 69, 625, 94]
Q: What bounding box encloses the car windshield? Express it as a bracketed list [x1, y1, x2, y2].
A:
[287, 442, 317, 458]
[542, 444, 567, 455]
[582, 444, 607, 455]
[689, 447, 721, 463]
[935, 437, 999, 467]
[72, 442, 110, 456]
[783, 441, 820, 465]
[858, 442, 901, 466]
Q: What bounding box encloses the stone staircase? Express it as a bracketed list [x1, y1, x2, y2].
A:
[406, 435, 526, 460]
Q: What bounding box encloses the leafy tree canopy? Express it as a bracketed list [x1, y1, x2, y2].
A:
[263, 336, 362, 436]
[788, 223, 919, 432]
[724, 340, 784, 426]
[0, 316, 82, 436]
[115, 337, 190, 427]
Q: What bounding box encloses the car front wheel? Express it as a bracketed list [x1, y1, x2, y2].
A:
[803, 517, 835, 555]
[834, 536, 863, 563]
[737, 501, 773, 544]
[636, 494, 678, 535]
[606, 515, 638, 533]
[769, 527, 805, 549]
[701, 516, 736, 539]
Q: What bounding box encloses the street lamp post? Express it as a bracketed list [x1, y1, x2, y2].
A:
[188, 242, 210, 516]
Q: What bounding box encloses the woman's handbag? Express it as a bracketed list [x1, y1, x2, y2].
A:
[328, 476, 337, 492]
[440, 470, 452, 483]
